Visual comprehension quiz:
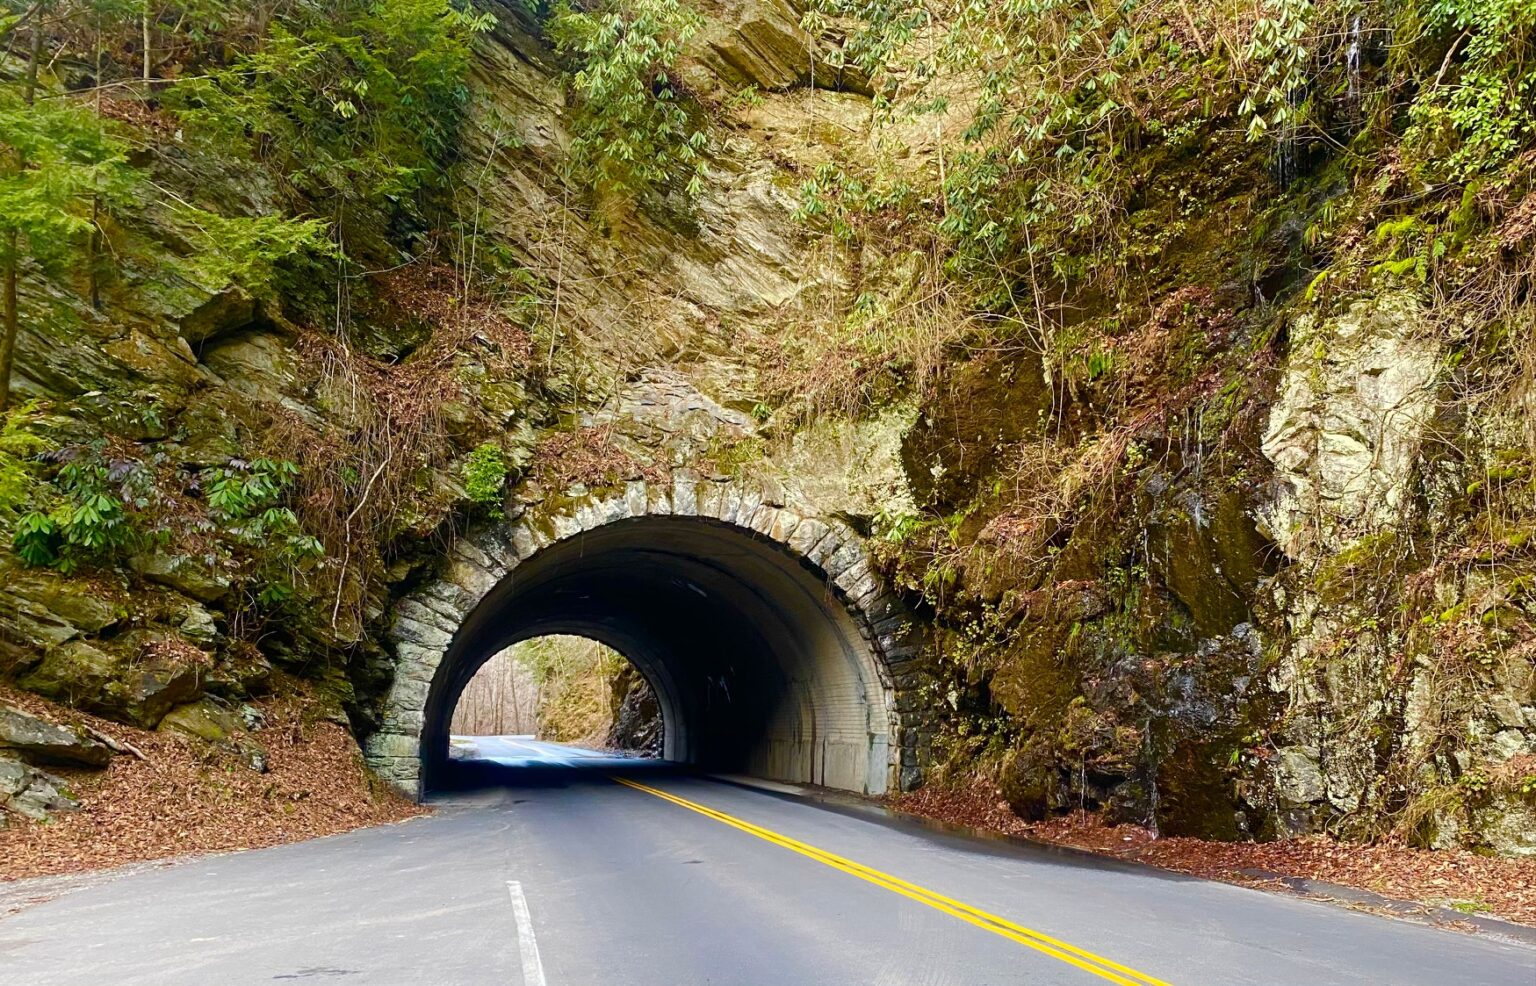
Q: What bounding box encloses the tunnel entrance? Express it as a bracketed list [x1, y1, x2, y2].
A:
[418, 515, 895, 794]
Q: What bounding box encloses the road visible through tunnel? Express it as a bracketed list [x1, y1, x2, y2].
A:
[449, 735, 648, 770]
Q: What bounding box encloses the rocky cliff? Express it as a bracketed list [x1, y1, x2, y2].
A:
[0, 0, 1532, 857]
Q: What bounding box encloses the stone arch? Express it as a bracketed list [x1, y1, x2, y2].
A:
[364, 472, 921, 799]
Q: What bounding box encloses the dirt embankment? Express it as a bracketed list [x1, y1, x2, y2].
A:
[895, 780, 1536, 928]
[0, 685, 423, 882]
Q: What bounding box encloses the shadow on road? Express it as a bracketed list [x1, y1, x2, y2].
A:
[433, 755, 688, 792]
[430, 751, 1209, 892]
[432, 735, 682, 793]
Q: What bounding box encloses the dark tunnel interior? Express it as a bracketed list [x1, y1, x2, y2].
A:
[422, 517, 893, 794]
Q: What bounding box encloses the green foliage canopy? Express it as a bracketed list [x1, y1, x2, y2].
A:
[169, 0, 495, 241]
[0, 88, 138, 273]
[547, 0, 709, 197]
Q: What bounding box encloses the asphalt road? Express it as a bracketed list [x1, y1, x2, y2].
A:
[449, 735, 649, 770]
[2, 742, 1532, 986]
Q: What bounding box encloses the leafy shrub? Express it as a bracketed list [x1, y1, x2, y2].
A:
[13, 446, 149, 573]
[1406, 0, 1536, 179]
[201, 458, 324, 608]
[463, 442, 509, 508]
[203, 458, 302, 522]
[1240, 0, 1315, 140]
[547, 0, 709, 197]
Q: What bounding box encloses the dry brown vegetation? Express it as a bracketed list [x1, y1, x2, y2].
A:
[894, 779, 1536, 927]
[257, 261, 541, 633]
[530, 425, 666, 491]
[0, 685, 423, 882]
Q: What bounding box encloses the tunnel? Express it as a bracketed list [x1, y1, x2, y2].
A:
[418, 515, 896, 795]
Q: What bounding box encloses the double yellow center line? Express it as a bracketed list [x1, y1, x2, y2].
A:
[614, 777, 1171, 986]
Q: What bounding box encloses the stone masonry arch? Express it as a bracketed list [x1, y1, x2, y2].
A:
[364, 472, 922, 799]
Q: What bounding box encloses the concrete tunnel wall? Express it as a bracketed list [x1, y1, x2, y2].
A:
[364, 476, 925, 799]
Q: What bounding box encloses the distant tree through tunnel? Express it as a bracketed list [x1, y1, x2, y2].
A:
[447, 635, 661, 755]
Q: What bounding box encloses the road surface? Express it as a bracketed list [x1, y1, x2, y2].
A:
[1, 742, 1532, 985]
[449, 735, 650, 770]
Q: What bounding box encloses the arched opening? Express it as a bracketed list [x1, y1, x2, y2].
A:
[446, 634, 662, 765]
[420, 515, 894, 795]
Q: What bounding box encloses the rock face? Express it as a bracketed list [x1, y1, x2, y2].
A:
[0, 704, 110, 824]
[686, 0, 813, 92]
[158, 698, 245, 743]
[20, 639, 203, 729]
[0, 705, 111, 768]
[1253, 293, 1536, 854]
[0, 570, 121, 678]
[606, 664, 662, 756]
[1259, 294, 1440, 557]
[128, 553, 232, 604]
[160, 698, 268, 772]
[901, 353, 1052, 511]
[0, 756, 79, 821]
[0, 0, 1531, 859]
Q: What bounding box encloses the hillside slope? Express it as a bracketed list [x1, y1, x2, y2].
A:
[0, 0, 1531, 863]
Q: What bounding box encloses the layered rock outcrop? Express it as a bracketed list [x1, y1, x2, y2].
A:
[0, 704, 110, 823]
[1, 0, 1531, 857]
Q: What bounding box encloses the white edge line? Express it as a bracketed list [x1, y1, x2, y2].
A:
[507, 880, 548, 986]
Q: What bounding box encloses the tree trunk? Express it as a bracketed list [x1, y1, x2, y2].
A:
[9, 7, 35, 411]
[89, 198, 101, 310]
[24, 7, 42, 106]
[0, 242, 18, 413]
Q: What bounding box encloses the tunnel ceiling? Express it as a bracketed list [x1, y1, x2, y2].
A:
[365, 479, 923, 799]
